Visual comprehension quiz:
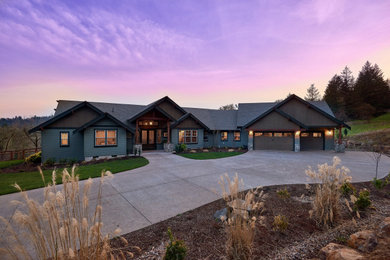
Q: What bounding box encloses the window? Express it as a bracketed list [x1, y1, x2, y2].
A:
[254, 132, 263, 137]
[138, 120, 158, 126]
[283, 132, 293, 137]
[179, 130, 198, 144]
[95, 129, 117, 146]
[263, 132, 272, 137]
[221, 131, 228, 141]
[60, 132, 69, 147]
[313, 132, 322, 138]
[301, 132, 309, 137]
[234, 131, 241, 141]
[274, 132, 283, 137]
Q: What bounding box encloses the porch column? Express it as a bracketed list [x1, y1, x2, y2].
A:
[167, 120, 170, 143]
[294, 131, 300, 152]
[338, 126, 342, 144]
[135, 119, 140, 144]
[248, 130, 253, 150]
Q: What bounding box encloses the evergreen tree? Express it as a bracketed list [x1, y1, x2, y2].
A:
[324, 74, 343, 117]
[304, 84, 321, 101]
[354, 61, 390, 116]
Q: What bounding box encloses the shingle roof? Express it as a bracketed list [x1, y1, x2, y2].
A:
[53, 97, 338, 131]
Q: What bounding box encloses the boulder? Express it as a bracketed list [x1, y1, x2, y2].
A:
[319, 243, 346, 259]
[327, 248, 364, 260]
[214, 208, 227, 222]
[228, 148, 235, 152]
[348, 230, 377, 252]
[202, 149, 209, 153]
[190, 149, 197, 153]
[378, 217, 390, 238]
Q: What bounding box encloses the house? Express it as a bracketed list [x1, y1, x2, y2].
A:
[29, 94, 350, 162]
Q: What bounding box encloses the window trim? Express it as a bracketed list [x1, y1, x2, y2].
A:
[60, 131, 70, 147]
[233, 131, 241, 141]
[94, 129, 118, 147]
[179, 129, 198, 144]
[221, 131, 228, 141]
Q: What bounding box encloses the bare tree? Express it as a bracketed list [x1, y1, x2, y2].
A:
[23, 128, 41, 151]
[367, 141, 384, 179]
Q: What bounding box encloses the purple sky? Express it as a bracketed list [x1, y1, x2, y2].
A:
[1, 0, 390, 117]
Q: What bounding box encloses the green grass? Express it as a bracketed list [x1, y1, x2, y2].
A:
[0, 159, 24, 169]
[0, 157, 149, 195]
[347, 113, 390, 136]
[178, 151, 244, 160]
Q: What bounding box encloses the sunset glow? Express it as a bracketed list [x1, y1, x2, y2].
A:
[1, 0, 390, 117]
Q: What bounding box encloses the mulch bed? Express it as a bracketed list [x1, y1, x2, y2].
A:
[112, 181, 390, 259]
[0, 156, 140, 174]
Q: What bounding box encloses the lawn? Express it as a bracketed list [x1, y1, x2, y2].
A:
[0, 157, 149, 195]
[178, 151, 244, 160]
[347, 112, 390, 136]
[0, 159, 24, 169]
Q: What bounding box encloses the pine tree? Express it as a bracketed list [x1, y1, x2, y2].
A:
[304, 84, 321, 101]
[324, 74, 343, 117]
[354, 61, 390, 116]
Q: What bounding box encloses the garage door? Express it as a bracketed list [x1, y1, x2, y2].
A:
[254, 132, 293, 150]
[300, 131, 324, 150]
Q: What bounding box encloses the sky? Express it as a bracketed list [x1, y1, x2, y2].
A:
[0, 0, 390, 117]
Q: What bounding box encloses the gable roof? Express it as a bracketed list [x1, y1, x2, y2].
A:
[170, 113, 210, 130]
[242, 94, 350, 129]
[73, 113, 134, 133]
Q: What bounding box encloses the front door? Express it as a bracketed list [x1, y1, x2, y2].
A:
[141, 130, 156, 150]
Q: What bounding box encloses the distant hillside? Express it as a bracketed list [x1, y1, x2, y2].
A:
[0, 116, 52, 127]
[347, 113, 390, 136]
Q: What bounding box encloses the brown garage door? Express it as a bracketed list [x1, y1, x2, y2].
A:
[254, 132, 293, 150]
[300, 131, 324, 150]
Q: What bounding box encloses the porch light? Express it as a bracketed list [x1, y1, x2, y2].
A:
[326, 129, 333, 136]
[149, 121, 153, 125]
[249, 130, 253, 136]
[295, 131, 301, 137]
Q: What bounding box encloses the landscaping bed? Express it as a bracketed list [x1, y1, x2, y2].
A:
[176, 147, 247, 160]
[113, 181, 390, 259]
[0, 156, 148, 195]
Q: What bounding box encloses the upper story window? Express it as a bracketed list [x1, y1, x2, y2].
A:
[179, 130, 198, 144]
[234, 131, 241, 141]
[138, 120, 158, 126]
[221, 131, 228, 141]
[60, 132, 69, 147]
[95, 129, 117, 146]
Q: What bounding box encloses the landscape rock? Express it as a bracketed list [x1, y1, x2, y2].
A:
[319, 243, 346, 259]
[348, 230, 377, 252]
[214, 208, 227, 222]
[202, 149, 209, 152]
[327, 248, 365, 260]
[190, 149, 197, 153]
[228, 148, 234, 152]
[378, 217, 390, 238]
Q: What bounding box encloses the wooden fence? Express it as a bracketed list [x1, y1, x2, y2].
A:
[0, 148, 41, 161]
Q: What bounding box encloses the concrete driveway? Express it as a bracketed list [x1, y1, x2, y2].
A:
[1, 150, 390, 237]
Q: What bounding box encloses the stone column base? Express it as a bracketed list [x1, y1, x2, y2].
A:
[164, 143, 174, 152]
[133, 144, 142, 156]
[335, 143, 345, 153]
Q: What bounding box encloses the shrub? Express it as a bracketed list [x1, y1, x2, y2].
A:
[372, 177, 386, 190]
[0, 167, 133, 259]
[219, 173, 264, 260]
[276, 188, 290, 199]
[163, 228, 187, 260]
[68, 158, 78, 166]
[340, 181, 355, 196]
[273, 215, 288, 232]
[44, 157, 56, 167]
[306, 156, 352, 227]
[353, 189, 371, 211]
[25, 151, 41, 164]
[175, 143, 187, 153]
[59, 158, 68, 164]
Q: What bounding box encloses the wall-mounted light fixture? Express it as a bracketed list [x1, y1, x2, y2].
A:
[326, 129, 333, 136]
[249, 130, 253, 136]
[295, 131, 301, 137]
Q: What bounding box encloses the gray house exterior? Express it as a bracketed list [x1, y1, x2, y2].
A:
[30, 95, 350, 162]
